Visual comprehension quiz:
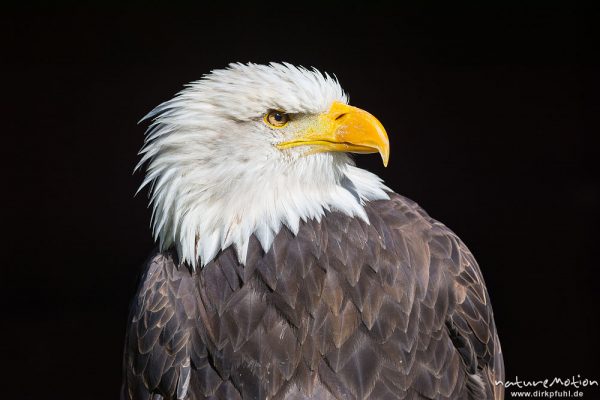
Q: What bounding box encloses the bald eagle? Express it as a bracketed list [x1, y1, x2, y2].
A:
[122, 63, 504, 400]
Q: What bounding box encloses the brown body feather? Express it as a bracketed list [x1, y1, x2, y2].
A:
[122, 193, 504, 399]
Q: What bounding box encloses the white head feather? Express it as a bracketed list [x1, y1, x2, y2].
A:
[137, 62, 390, 268]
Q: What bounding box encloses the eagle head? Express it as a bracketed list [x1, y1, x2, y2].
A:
[137, 62, 391, 267]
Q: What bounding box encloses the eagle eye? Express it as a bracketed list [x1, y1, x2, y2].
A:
[264, 110, 290, 128]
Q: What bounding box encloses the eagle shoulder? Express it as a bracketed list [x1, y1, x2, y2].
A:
[367, 193, 504, 399]
[121, 251, 236, 400]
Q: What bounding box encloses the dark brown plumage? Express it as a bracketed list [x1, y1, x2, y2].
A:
[121, 193, 504, 399]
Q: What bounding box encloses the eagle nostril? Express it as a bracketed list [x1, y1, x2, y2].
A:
[335, 113, 348, 121]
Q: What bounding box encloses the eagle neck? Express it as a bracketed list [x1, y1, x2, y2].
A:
[156, 156, 390, 269]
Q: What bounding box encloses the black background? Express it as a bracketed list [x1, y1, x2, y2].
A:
[3, 3, 598, 399]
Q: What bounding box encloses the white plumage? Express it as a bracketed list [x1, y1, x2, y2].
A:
[136, 62, 390, 267]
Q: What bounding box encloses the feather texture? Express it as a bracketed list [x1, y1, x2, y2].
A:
[122, 193, 504, 399]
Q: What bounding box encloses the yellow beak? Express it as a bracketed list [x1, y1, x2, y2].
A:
[276, 101, 390, 166]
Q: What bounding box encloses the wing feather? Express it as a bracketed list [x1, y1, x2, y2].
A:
[123, 192, 504, 399]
